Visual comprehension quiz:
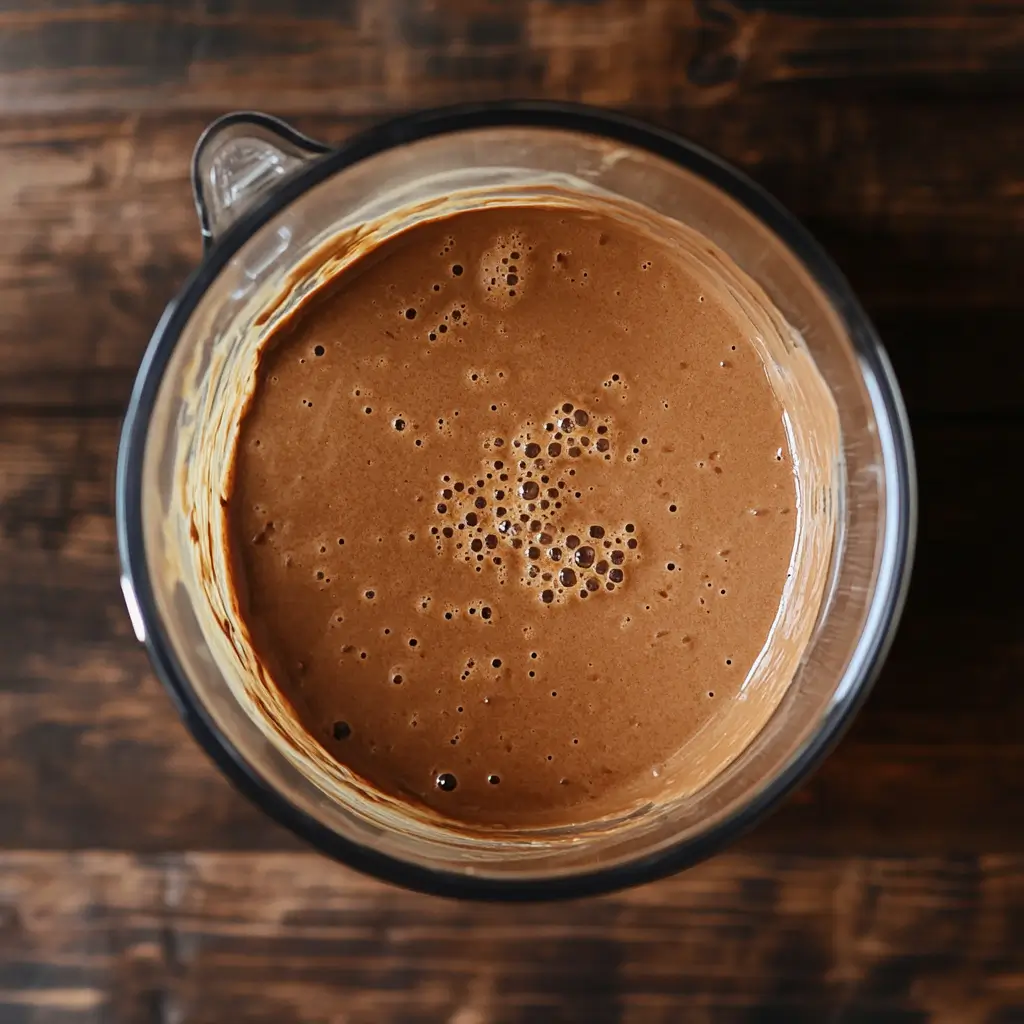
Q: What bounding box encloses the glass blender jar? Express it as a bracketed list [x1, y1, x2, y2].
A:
[116, 103, 915, 900]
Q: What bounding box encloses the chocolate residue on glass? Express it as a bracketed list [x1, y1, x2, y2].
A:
[210, 201, 839, 832]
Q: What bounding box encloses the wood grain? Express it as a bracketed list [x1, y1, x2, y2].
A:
[0, 0, 1022, 117]
[0, 851, 1021, 1023]
[1, 0, 1023, 1017]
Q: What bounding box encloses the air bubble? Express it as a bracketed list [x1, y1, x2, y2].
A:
[574, 546, 595, 569]
[332, 721, 351, 740]
[436, 772, 458, 791]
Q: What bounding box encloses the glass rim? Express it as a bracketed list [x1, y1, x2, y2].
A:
[115, 100, 917, 901]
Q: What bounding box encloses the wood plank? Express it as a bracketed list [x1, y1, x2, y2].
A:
[0, 415, 298, 851]
[1, 414, 1021, 854]
[0, 0, 1021, 117]
[0, 851, 1021, 1023]
[0, 92, 1021, 414]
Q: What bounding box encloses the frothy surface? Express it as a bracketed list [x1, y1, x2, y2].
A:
[226, 205, 797, 828]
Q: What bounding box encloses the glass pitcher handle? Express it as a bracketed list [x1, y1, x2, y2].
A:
[191, 112, 331, 250]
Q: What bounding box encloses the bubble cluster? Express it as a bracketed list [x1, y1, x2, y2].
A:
[431, 401, 640, 603]
[601, 372, 631, 409]
[427, 302, 469, 344]
[549, 246, 595, 288]
[479, 231, 532, 307]
[695, 571, 731, 616]
[379, 239, 474, 347]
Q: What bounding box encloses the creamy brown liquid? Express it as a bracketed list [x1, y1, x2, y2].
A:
[226, 205, 797, 828]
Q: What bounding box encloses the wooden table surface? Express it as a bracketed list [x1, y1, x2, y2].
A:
[1, 1, 1022, 1021]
